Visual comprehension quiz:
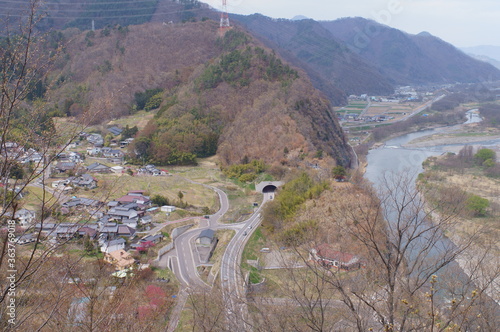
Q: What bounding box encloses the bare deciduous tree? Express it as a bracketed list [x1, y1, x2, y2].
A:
[0, 2, 108, 330]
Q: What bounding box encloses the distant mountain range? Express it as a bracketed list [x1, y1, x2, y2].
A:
[461, 45, 500, 62]
[233, 15, 500, 102]
[232, 14, 394, 103]
[461, 46, 500, 70]
[3, 0, 500, 105]
[321, 18, 500, 86]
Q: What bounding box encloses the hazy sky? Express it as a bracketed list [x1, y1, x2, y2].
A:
[203, 0, 499, 47]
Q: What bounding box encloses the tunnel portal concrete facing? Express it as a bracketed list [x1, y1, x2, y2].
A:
[256, 181, 284, 193]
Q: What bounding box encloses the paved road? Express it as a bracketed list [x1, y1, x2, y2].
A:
[219, 192, 272, 330]
[160, 181, 234, 288]
[162, 177, 271, 331]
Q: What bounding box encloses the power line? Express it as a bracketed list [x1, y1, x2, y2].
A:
[0, 6, 213, 19]
[0, 0, 166, 5]
[0, 0, 219, 16]
[1, 6, 160, 14]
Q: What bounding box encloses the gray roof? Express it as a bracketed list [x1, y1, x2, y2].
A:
[69, 174, 95, 186]
[141, 215, 152, 222]
[108, 208, 138, 218]
[56, 162, 76, 170]
[108, 127, 123, 136]
[17, 233, 35, 242]
[101, 225, 118, 233]
[87, 162, 110, 171]
[141, 234, 163, 242]
[107, 238, 126, 246]
[56, 225, 80, 235]
[199, 229, 215, 240]
[117, 225, 136, 236]
[122, 203, 138, 209]
[15, 208, 35, 218]
[98, 216, 111, 223]
[35, 223, 57, 230]
[62, 197, 101, 208]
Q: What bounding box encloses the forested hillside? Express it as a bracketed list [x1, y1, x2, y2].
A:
[233, 14, 394, 99]
[5, 1, 498, 104]
[41, 21, 352, 167]
[0, 0, 212, 31]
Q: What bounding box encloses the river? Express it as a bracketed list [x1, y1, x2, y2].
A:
[363, 112, 500, 306]
[366, 110, 500, 187]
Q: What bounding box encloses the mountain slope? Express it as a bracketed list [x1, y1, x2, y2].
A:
[461, 45, 500, 62]
[0, 0, 214, 32]
[321, 17, 500, 85]
[46, 21, 352, 167]
[466, 54, 500, 70]
[232, 14, 394, 100]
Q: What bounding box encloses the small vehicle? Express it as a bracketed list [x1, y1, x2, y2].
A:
[260, 248, 271, 253]
[203, 215, 210, 219]
[243, 231, 247, 236]
[223, 275, 228, 281]
[248, 225, 252, 229]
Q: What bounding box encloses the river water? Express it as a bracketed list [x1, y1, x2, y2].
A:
[365, 111, 500, 189]
[363, 112, 500, 305]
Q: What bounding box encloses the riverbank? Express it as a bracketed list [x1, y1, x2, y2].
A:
[364, 112, 500, 311]
[417, 151, 500, 303]
[404, 123, 500, 149]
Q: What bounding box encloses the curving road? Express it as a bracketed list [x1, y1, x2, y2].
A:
[220, 192, 272, 330]
[162, 177, 271, 331]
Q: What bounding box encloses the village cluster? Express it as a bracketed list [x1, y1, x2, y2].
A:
[1, 125, 176, 274]
[10, 188, 177, 273]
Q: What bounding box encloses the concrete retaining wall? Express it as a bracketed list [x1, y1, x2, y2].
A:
[154, 223, 194, 262]
[172, 224, 194, 240]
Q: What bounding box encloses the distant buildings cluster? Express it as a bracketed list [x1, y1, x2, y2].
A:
[7, 188, 169, 271]
[0, 142, 44, 164]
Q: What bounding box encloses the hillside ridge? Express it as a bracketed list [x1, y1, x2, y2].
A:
[44, 21, 353, 167]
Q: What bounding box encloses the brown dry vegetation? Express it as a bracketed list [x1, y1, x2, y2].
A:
[291, 181, 385, 260]
[51, 21, 222, 119]
[419, 156, 500, 249]
[8, 253, 176, 331]
[45, 21, 352, 167]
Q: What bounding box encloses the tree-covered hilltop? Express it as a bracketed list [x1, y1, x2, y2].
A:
[40, 22, 351, 167]
[127, 29, 351, 166]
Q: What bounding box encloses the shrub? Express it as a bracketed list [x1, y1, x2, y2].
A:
[483, 158, 495, 168]
[134, 88, 163, 110]
[466, 194, 489, 217]
[239, 173, 257, 183]
[475, 148, 496, 165]
[152, 195, 169, 206]
[332, 165, 347, 180]
[144, 93, 163, 111]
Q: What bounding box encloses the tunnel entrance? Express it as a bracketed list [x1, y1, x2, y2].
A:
[262, 185, 277, 193]
[256, 181, 284, 194]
